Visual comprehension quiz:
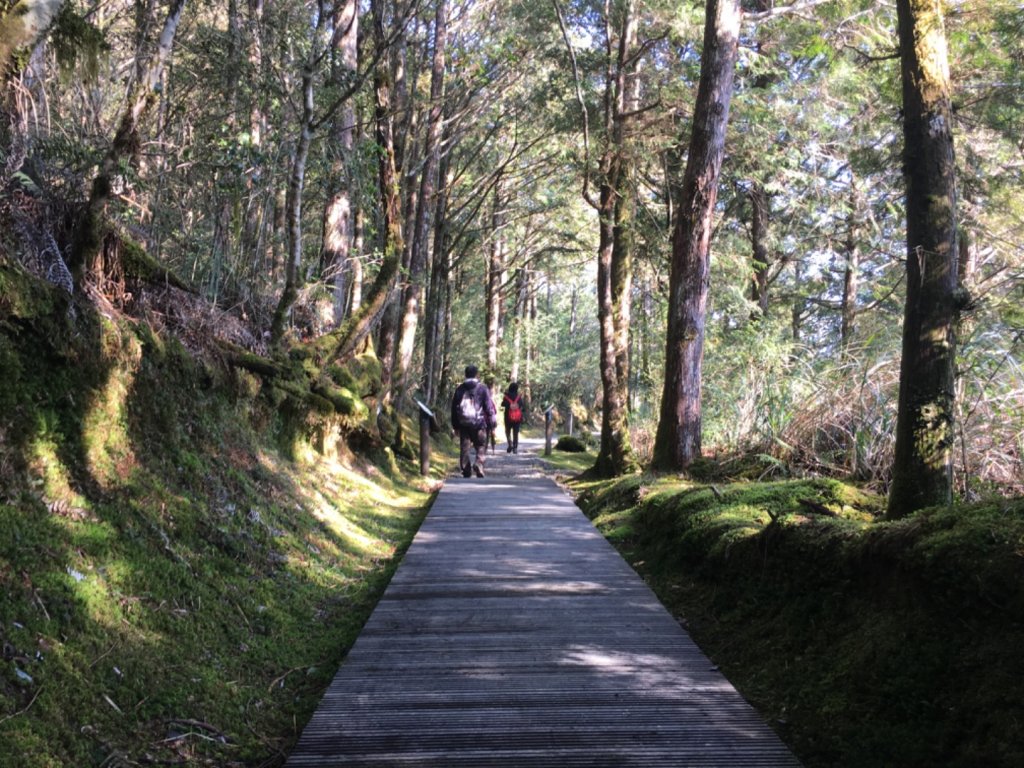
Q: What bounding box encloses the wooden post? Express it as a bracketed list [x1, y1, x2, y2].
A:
[544, 405, 554, 457]
[414, 398, 436, 477]
[420, 413, 431, 475]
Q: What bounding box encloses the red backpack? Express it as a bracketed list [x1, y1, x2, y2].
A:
[507, 395, 522, 424]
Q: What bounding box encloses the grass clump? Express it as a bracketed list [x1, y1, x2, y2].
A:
[0, 260, 440, 767]
[570, 470, 1024, 768]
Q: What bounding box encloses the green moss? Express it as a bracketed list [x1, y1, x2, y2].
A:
[0, 265, 436, 767]
[572, 473, 1024, 767]
[555, 434, 588, 452]
[120, 237, 188, 290]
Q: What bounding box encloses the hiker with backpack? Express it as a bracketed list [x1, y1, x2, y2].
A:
[450, 365, 498, 478]
[501, 381, 526, 454]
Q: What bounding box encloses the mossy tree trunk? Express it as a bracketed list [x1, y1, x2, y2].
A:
[322, 0, 404, 365]
[651, 0, 740, 471]
[0, 0, 66, 74]
[887, 0, 959, 518]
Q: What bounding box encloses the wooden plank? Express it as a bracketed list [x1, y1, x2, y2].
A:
[286, 446, 800, 767]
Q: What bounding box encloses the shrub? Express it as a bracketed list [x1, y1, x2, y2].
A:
[555, 434, 588, 452]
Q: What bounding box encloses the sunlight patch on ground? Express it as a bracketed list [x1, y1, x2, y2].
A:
[29, 438, 88, 510]
[82, 367, 139, 490]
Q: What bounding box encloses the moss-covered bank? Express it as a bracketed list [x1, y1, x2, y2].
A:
[572, 471, 1024, 768]
[0, 259, 442, 767]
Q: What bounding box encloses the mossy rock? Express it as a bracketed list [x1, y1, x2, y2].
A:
[324, 354, 381, 401]
[0, 258, 69, 322]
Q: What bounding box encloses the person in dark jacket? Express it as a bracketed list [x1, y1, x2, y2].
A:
[451, 365, 497, 477]
[501, 381, 526, 454]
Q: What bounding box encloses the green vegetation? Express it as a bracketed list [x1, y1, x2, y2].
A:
[539, 445, 594, 476]
[0, 260, 440, 767]
[554, 434, 589, 453]
[570, 470, 1024, 768]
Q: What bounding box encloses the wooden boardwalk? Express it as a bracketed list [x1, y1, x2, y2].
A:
[287, 445, 800, 767]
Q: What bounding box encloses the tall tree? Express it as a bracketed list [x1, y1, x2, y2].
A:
[395, 0, 447, 397]
[555, 0, 640, 477]
[592, 0, 640, 477]
[485, 174, 506, 379]
[270, 5, 324, 345]
[320, 0, 359, 325]
[887, 0, 959, 517]
[652, 0, 741, 470]
[323, 0, 405, 364]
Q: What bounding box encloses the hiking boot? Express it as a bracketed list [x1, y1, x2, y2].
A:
[462, 467, 472, 478]
[473, 464, 485, 478]
[506, 445, 512, 453]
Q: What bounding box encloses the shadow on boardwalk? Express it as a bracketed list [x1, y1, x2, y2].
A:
[286, 439, 800, 767]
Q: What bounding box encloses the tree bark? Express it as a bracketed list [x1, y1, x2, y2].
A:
[887, 0, 959, 518]
[652, 0, 740, 471]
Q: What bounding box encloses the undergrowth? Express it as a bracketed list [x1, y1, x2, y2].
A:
[0, 259, 442, 767]
[571, 470, 1024, 768]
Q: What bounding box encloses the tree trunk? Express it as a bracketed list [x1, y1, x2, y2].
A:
[887, 0, 959, 518]
[240, 0, 266, 292]
[748, 180, 770, 317]
[395, 0, 447, 398]
[270, 57, 316, 345]
[350, 186, 365, 313]
[510, 268, 525, 384]
[525, 275, 537, 403]
[322, 0, 404, 365]
[320, 0, 358, 326]
[423, 150, 451, 405]
[485, 177, 506, 378]
[593, 0, 639, 478]
[652, 0, 741, 471]
[840, 182, 861, 355]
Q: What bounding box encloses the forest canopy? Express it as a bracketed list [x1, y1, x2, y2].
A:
[2, 0, 1022, 511]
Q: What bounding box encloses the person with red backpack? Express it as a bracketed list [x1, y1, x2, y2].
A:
[450, 365, 497, 477]
[501, 381, 526, 454]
